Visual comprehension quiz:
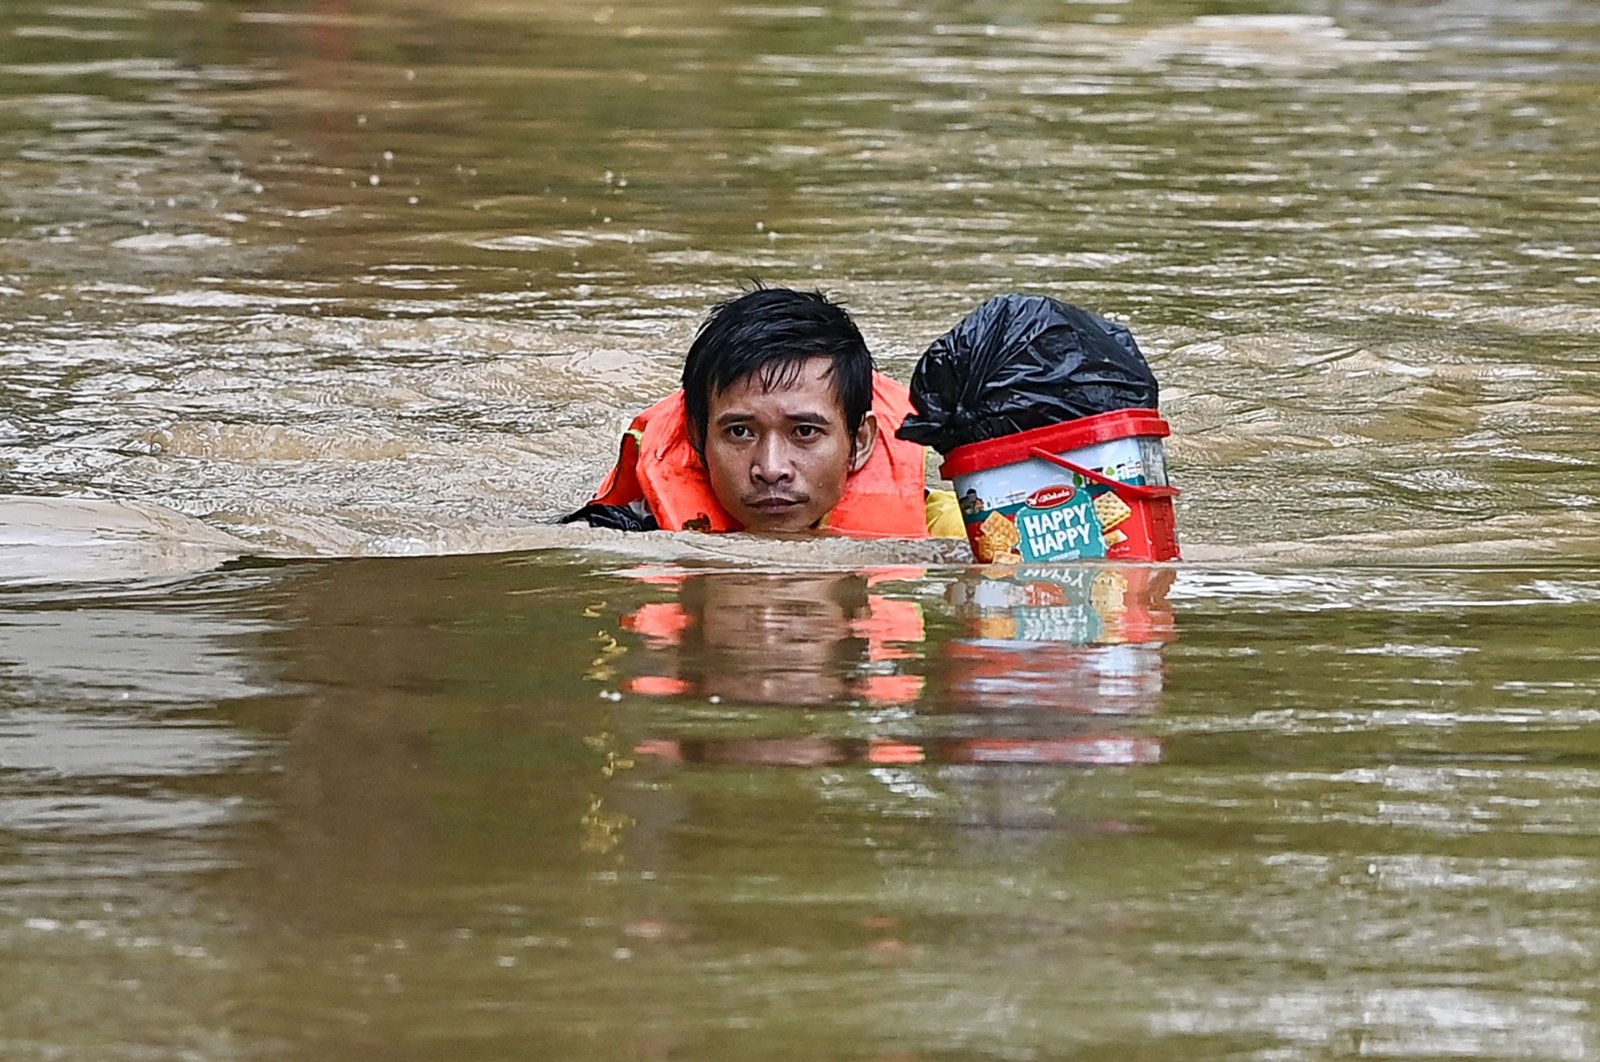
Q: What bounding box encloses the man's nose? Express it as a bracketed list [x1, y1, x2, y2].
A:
[750, 436, 794, 484]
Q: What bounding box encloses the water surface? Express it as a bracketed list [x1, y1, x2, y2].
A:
[3, 0, 1599, 1057]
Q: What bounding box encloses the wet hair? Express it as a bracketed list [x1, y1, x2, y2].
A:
[681, 286, 874, 452]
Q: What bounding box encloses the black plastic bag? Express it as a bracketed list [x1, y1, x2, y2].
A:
[559, 501, 660, 533]
[896, 294, 1159, 454]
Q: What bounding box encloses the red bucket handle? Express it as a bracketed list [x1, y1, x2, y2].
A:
[1028, 447, 1180, 502]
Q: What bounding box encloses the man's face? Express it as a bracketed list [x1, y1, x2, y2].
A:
[702, 356, 877, 533]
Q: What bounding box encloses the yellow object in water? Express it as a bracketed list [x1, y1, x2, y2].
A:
[925, 488, 966, 539]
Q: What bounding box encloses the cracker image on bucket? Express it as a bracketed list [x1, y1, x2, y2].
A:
[1093, 492, 1132, 533]
[974, 510, 1022, 563]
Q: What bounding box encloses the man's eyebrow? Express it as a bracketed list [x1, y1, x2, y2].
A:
[712, 410, 836, 426]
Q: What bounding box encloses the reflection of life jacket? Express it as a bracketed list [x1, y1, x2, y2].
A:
[589, 373, 929, 537]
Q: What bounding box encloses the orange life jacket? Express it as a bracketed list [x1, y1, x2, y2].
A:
[590, 372, 929, 537]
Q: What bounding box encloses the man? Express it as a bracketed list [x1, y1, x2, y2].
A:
[566, 287, 961, 538]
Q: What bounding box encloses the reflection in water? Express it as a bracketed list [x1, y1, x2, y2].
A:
[946, 564, 1176, 717]
[8, 558, 1600, 1058]
[620, 566, 1170, 770]
[619, 570, 923, 708]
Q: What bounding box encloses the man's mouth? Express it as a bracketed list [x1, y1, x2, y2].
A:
[746, 495, 805, 513]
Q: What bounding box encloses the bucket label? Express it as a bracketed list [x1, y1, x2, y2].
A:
[966, 483, 1110, 563]
[1016, 485, 1106, 562]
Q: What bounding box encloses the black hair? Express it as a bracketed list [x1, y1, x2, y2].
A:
[681, 286, 874, 452]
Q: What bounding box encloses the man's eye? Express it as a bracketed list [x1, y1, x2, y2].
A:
[793, 425, 822, 440]
[726, 425, 754, 441]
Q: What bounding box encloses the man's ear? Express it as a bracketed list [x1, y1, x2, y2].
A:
[848, 411, 879, 474]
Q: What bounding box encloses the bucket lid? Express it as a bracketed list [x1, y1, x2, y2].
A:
[940, 408, 1170, 480]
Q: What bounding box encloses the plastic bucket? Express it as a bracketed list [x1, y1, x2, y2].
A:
[941, 409, 1180, 563]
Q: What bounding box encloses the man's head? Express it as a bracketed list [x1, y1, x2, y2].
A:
[682, 287, 879, 533]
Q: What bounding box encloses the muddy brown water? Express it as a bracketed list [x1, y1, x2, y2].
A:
[3, 0, 1600, 1058]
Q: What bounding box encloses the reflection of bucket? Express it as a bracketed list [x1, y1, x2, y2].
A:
[941, 409, 1179, 563]
[946, 566, 1175, 715]
[952, 565, 1177, 646]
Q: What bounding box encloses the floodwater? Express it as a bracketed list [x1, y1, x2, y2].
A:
[2, 0, 1599, 1058]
